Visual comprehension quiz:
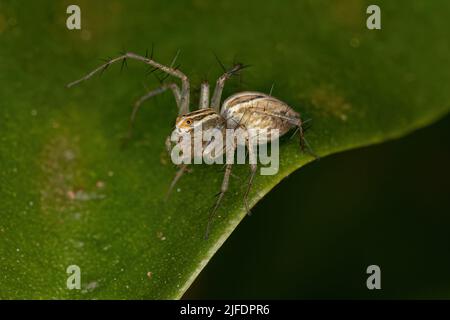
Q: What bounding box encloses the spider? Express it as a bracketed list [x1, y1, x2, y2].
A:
[67, 52, 314, 238]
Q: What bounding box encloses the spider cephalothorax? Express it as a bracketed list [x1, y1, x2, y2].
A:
[68, 52, 313, 238]
[175, 108, 224, 134]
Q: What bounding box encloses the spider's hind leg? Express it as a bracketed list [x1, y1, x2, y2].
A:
[295, 118, 319, 160]
[250, 108, 319, 159]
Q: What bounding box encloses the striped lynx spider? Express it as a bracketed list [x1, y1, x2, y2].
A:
[68, 52, 313, 237]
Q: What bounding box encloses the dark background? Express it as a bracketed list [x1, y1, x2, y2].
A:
[186, 115, 450, 299]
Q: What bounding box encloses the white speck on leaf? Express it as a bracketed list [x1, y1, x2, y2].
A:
[82, 281, 98, 293]
[63, 150, 75, 161]
[156, 231, 166, 241]
[68, 190, 105, 201]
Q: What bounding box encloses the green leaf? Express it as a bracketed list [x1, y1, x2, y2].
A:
[0, 0, 449, 299]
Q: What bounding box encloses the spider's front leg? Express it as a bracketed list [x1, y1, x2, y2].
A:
[67, 52, 191, 114]
[166, 164, 190, 201]
[199, 81, 210, 109]
[122, 83, 182, 144]
[164, 135, 190, 200]
[205, 163, 233, 239]
[210, 63, 246, 112]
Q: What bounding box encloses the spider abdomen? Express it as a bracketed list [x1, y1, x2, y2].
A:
[221, 91, 300, 141]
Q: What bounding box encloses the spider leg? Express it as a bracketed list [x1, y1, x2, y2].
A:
[247, 109, 319, 159]
[165, 164, 189, 201]
[297, 117, 306, 152]
[210, 63, 247, 112]
[67, 52, 191, 114]
[123, 83, 181, 143]
[243, 162, 257, 216]
[269, 83, 275, 96]
[165, 135, 173, 155]
[164, 135, 192, 201]
[199, 81, 210, 109]
[205, 164, 233, 239]
[295, 117, 319, 159]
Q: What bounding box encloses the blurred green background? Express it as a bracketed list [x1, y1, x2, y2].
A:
[186, 115, 450, 299]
